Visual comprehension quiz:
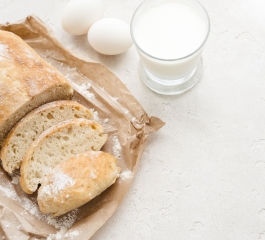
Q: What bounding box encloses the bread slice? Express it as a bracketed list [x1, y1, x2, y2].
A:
[20, 118, 108, 194]
[37, 151, 121, 217]
[1, 100, 93, 174]
[0, 30, 73, 148]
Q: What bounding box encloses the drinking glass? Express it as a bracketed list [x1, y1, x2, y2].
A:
[130, 0, 210, 95]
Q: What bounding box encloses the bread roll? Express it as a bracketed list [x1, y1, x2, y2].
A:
[37, 151, 121, 217]
[0, 30, 73, 148]
[20, 118, 108, 194]
[1, 100, 93, 174]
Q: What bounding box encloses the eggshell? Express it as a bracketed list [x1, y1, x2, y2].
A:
[61, 0, 104, 35]
[87, 18, 133, 55]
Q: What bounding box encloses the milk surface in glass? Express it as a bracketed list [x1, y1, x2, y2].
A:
[133, 0, 208, 80]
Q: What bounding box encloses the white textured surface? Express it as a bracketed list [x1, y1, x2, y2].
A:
[1, 0, 265, 239]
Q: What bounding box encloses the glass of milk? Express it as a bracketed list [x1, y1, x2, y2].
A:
[131, 0, 210, 95]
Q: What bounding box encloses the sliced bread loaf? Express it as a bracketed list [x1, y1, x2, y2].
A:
[20, 118, 108, 194]
[1, 100, 93, 174]
[37, 151, 121, 217]
[0, 30, 73, 148]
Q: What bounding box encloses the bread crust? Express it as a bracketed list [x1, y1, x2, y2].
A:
[37, 151, 121, 217]
[20, 118, 108, 194]
[0, 30, 73, 148]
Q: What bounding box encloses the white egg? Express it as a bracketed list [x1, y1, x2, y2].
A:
[87, 18, 133, 55]
[61, 0, 104, 35]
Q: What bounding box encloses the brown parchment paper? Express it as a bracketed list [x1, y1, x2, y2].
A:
[0, 15, 164, 240]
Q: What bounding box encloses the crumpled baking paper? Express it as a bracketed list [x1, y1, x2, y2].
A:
[0, 15, 165, 240]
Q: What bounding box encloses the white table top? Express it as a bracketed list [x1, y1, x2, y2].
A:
[0, 0, 265, 239]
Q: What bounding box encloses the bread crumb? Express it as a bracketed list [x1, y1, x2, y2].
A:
[11, 176, 19, 185]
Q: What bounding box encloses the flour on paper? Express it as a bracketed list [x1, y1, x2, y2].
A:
[103, 118, 109, 123]
[65, 230, 82, 239]
[119, 170, 134, 181]
[123, 108, 129, 114]
[0, 184, 18, 200]
[111, 134, 122, 160]
[0, 175, 79, 239]
[46, 209, 79, 240]
[89, 108, 99, 122]
[66, 76, 95, 100]
[110, 96, 119, 103]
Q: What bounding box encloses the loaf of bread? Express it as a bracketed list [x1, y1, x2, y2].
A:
[37, 151, 121, 217]
[0, 30, 73, 148]
[20, 118, 108, 194]
[1, 100, 93, 174]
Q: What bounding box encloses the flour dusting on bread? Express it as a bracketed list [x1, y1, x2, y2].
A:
[37, 151, 121, 217]
[0, 43, 8, 60]
[39, 171, 75, 198]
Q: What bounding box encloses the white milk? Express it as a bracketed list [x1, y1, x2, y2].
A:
[132, 0, 208, 80]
